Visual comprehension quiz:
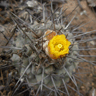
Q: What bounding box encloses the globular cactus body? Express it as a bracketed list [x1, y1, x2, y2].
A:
[1, 0, 96, 96]
[11, 14, 79, 90]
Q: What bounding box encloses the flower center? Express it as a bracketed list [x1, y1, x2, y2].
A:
[55, 44, 63, 51]
[58, 44, 62, 49]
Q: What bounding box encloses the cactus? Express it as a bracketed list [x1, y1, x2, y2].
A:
[0, 0, 96, 96]
[11, 23, 79, 88]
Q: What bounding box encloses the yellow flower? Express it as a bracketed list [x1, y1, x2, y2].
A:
[48, 34, 71, 59]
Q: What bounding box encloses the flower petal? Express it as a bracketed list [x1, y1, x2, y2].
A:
[48, 34, 71, 59]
